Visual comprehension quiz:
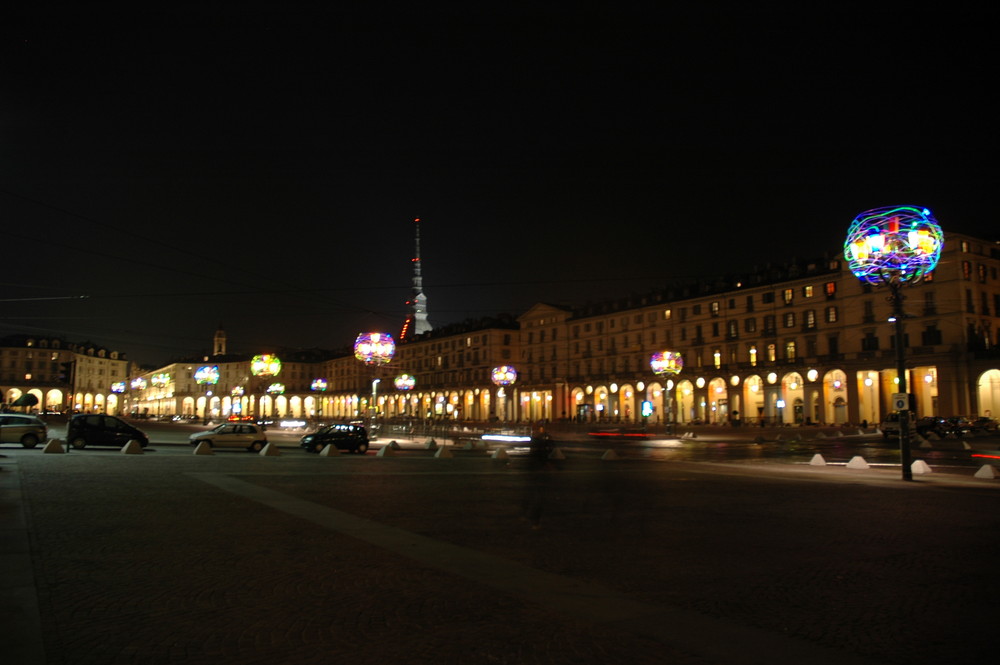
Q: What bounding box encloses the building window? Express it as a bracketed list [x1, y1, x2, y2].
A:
[710, 301, 720, 316]
[921, 325, 943, 346]
[727, 320, 738, 339]
[767, 343, 777, 362]
[763, 315, 776, 333]
[746, 295, 754, 312]
[784, 312, 795, 328]
[861, 333, 879, 351]
[825, 306, 838, 323]
[693, 304, 702, 315]
[749, 346, 758, 366]
[963, 261, 972, 280]
[745, 317, 756, 333]
[782, 288, 794, 305]
[664, 309, 672, 320]
[863, 300, 875, 323]
[825, 282, 836, 298]
[713, 349, 721, 368]
[762, 292, 775, 304]
[803, 285, 814, 298]
[966, 289, 975, 313]
[785, 340, 796, 360]
[978, 264, 987, 283]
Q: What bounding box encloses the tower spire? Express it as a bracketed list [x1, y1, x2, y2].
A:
[400, 217, 432, 340]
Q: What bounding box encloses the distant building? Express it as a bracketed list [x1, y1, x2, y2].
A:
[0, 336, 129, 414]
[16, 231, 1000, 426]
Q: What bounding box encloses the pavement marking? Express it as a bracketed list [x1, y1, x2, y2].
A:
[190, 471, 876, 665]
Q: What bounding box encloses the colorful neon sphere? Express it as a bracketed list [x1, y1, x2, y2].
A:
[650, 351, 684, 376]
[311, 378, 328, 392]
[845, 205, 943, 285]
[231, 386, 245, 397]
[394, 374, 416, 390]
[250, 354, 282, 377]
[110, 382, 126, 394]
[266, 383, 285, 395]
[354, 332, 396, 365]
[151, 373, 171, 386]
[491, 365, 518, 386]
[195, 365, 220, 385]
[130, 377, 147, 390]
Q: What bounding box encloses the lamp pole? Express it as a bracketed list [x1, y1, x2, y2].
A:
[650, 351, 683, 436]
[845, 205, 943, 481]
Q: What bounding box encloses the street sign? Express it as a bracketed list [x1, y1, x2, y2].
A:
[892, 393, 909, 411]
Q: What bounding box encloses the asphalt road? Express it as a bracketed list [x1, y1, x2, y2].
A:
[3, 439, 999, 665]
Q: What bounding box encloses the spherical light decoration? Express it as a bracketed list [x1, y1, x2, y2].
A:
[111, 382, 126, 394]
[195, 365, 220, 385]
[266, 383, 285, 395]
[844, 205, 943, 286]
[131, 377, 147, 390]
[251, 354, 282, 377]
[310, 378, 328, 392]
[650, 351, 684, 376]
[394, 374, 416, 390]
[353, 332, 396, 365]
[491, 365, 518, 386]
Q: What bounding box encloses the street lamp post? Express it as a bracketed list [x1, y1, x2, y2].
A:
[394, 374, 415, 419]
[250, 354, 282, 420]
[195, 365, 220, 424]
[354, 332, 396, 435]
[491, 365, 518, 423]
[845, 205, 944, 481]
[650, 351, 683, 435]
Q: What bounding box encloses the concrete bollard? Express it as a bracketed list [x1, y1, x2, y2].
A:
[601, 449, 619, 461]
[121, 439, 144, 455]
[319, 444, 340, 456]
[809, 454, 826, 466]
[974, 465, 997, 479]
[491, 448, 508, 460]
[193, 441, 213, 455]
[911, 460, 932, 474]
[42, 438, 66, 454]
[434, 446, 453, 459]
[846, 456, 870, 470]
[376, 445, 394, 457]
[259, 443, 281, 456]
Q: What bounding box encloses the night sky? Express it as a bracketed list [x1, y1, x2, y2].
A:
[2, 6, 997, 367]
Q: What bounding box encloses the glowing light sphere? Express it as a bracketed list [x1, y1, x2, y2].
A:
[266, 383, 285, 395]
[649, 351, 684, 376]
[251, 354, 282, 377]
[353, 332, 396, 365]
[131, 377, 147, 390]
[195, 365, 220, 385]
[110, 382, 126, 394]
[151, 373, 171, 386]
[231, 386, 245, 397]
[311, 378, 328, 392]
[491, 365, 518, 386]
[394, 374, 416, 391]
[844, 205, 943, 285]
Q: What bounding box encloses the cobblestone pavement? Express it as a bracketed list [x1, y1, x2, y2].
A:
[3, 448, 1000, 664]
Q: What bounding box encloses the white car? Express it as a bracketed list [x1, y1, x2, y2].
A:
[189, 423, 268, 452]
[0, 414, 48, 448]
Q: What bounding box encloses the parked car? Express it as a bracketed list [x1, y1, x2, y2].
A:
[299, 423, 369, 454]
[880, 412, 916, 440]
[66, 414, 149, 449]
[971, 417, 999, 433]
[0, 413, 48, 448]
[189, 423, 268, 452]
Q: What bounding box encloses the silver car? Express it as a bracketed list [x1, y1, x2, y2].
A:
[189, 423, 268, 452]
[0, 414, 48, 448]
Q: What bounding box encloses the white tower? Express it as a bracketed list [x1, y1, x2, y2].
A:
[401, 218, 432, 340]
[213, 324, 227, 356]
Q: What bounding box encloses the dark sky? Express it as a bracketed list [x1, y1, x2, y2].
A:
[2, 5, 997, 367]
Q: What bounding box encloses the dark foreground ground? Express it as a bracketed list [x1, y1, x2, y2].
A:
[2, 446, 999, 665]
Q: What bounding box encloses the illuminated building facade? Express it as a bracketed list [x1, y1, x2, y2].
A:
[15, 231, 997, 427]
[0, 336, 129, 414]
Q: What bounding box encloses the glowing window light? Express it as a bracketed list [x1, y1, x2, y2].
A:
[251, 354, 282, 377]
[491, 365, 518, 386]
[131, 377, 147, 390]
[311, 378, 328, 392]
[195, 365, 220, 385]
[844, 205, 943, 285]
[353, 333, 396, 365]
[649, 350, 683, 376]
